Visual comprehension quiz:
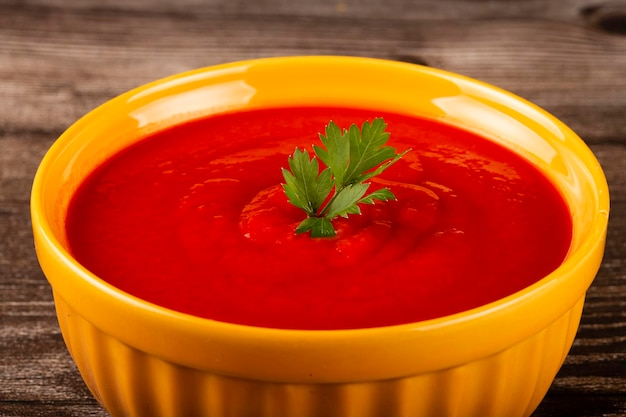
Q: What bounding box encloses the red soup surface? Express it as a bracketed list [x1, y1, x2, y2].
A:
[66, 106, 572, 330]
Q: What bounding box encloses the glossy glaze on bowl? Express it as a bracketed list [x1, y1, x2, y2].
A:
[31, 56, 609, 417]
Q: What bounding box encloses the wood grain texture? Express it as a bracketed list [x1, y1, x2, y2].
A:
[1, 0, 625, 416]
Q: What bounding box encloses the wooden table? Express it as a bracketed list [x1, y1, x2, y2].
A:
[1, 1, 625, 416]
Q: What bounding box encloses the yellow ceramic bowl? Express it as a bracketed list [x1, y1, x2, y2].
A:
[31, 56, 609, 417]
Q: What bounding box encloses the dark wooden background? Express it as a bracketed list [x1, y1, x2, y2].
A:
[1, 0, 625, 416]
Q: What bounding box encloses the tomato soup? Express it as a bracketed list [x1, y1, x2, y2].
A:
[65, 107, 572, 330]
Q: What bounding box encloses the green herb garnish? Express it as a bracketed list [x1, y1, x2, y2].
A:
[281, 118, 409, 238]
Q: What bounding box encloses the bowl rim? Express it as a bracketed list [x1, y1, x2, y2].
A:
[31, 55, 610, 382]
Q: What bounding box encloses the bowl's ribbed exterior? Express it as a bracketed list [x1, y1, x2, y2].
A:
[55, 291, 584, 417]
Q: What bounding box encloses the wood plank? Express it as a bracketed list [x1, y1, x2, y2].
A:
[1, 7, 624, 141]
[2, 0, 603, 21]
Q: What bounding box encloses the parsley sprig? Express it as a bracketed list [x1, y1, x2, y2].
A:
[282, 118, 409, 237]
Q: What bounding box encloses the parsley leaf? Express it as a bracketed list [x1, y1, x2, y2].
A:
[281, 148, 333, 217]
[282, 118, 409, 237]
